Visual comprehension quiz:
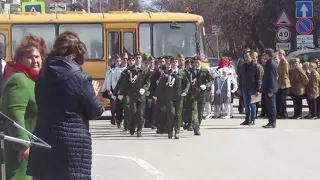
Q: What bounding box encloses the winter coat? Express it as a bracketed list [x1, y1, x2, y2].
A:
[2, 72, 37, 180]
[26, 56, 104, 180]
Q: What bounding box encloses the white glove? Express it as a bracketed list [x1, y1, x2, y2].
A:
[118, 95, 123, 100]
[153, 96, 157, 100]
[111, 95, 117, 100]
[200, 84, 206, 90]
[216, 90, 221, 94]
[139, 88, 145, 95]
[181, 93, 187, 97]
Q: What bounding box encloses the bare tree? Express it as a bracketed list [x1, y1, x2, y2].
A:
[71, 0, 142, 13]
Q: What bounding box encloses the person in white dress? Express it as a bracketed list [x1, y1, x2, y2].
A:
[216, 67, 238, 118]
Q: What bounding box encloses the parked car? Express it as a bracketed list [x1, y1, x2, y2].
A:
[286, 49, 320, 63]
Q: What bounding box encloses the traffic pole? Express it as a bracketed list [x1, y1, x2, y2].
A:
[0, 118, 5, 180]
[0, 137, 4, 180]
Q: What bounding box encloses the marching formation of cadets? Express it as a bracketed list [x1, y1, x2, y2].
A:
[101, 52, 218, 139]
[101, 49, 320, 139]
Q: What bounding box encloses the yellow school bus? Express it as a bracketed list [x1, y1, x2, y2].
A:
[0, 11, 209, 107]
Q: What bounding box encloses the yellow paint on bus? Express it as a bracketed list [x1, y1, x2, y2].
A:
[0, 11, 208, 108]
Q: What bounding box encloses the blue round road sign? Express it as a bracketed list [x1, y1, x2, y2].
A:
[296, 18, 313, 35]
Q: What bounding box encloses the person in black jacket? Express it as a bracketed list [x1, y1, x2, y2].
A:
[26, 31, 105, 180]
[261, 48, 278, 128]
[238, 52, 261, 125]
[236, 58, 245, 114]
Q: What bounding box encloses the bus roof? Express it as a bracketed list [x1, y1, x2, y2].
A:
[0, 11, 204, 23]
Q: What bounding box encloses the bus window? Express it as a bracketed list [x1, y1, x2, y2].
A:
[108, 32, 119, 65]
[198, 24, 206, 61]
[123, 32, 134, 56]
[138, 24, 151, 55]
[152, 23, 197, 57]
[11, 24, 55, 56]
[0, 34, 5, 59]
[59, 24, 103, 60]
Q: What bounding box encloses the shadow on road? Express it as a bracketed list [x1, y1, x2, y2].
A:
[203, 126, 263, 130]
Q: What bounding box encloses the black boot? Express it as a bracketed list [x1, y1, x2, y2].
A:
[240, 120, 250, 125]
[130, 127, 135, 135]
[174, 131, 179, 139]
[137, 130, 142, 137]
[194, 128, 201, 136]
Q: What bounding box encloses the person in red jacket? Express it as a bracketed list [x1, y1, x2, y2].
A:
[3, 60, 16, 82]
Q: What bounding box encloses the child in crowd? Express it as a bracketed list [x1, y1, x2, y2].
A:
[215, 67, 238, 118]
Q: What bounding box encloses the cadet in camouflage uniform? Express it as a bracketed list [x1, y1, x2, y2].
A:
[113, 56, 135, 131]
[305, 62, 320, 119]
[177, 54, 186, 70]
[142, 53, 149, 68]
[122, 52, 151, 137]
[187, 56, 213, 135]
[145, 56, 156, 129]
[182, 59, 194, 131]
[149, 57, 168, 134]
[289, 58, 309, 119]
[154, 57, 190, 139]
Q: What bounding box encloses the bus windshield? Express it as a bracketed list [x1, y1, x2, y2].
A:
[139, 23, 198, 57]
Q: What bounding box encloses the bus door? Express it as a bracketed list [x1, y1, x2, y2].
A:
[106, 29, 136, 67]
[0, 28, 9, 61]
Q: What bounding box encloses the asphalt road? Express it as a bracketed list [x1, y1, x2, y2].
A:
[91, 99, 320, 180]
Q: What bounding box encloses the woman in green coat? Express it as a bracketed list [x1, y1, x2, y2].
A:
[1, 35, 47, 180]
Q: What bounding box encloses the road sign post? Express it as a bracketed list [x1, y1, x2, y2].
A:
[296, 18, 313, 35]
[21, 1, 46, 13]
[276, 43, 291, 51]
[275, 10, 292, 26]
[296, 1, 313, 18]
[49, 3, 67, 12]
[276, 27, 291, 42]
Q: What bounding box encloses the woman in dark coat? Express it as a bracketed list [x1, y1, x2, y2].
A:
[26, 31, 105, 180]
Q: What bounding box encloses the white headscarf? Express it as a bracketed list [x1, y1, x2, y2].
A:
[219, 67, 229, 81]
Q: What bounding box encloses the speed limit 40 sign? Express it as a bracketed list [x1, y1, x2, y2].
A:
[276, 27, 291, 42]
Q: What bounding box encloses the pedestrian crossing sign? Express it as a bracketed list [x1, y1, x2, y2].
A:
[21, 2, 46, 14]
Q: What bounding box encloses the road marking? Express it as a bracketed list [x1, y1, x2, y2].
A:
[93, 154, 168, 180]
[284, 129, 314, 132]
